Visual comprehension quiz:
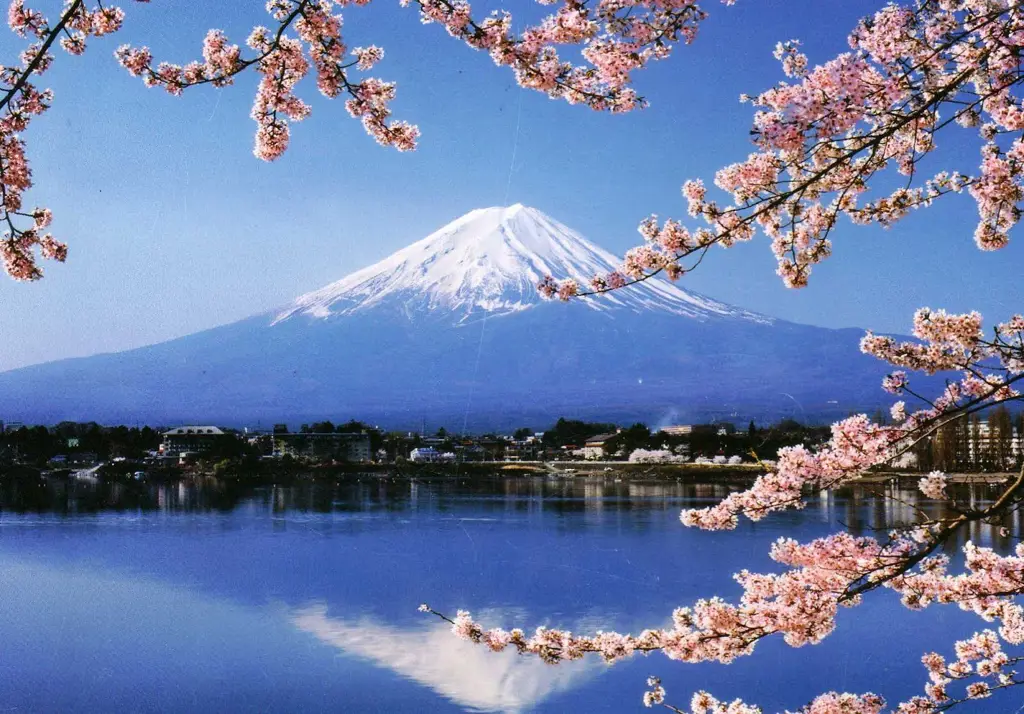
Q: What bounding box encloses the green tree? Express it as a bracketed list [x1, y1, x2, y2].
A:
[542, 418, 618, 447]
[604, 424, 651, 457]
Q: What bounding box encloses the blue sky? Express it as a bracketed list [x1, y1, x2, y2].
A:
[1, 0, 1020, 370]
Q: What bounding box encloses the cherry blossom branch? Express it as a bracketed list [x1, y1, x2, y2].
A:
[0, 0, 733, 280]
[426, 305, 1024, 709]
[539, 2, 1024, 300]
[844, 465, 1024, 602]
[0, 0, 82, 113]
[408, 0, 712, 111]
[1, 0, 139, 279]
[423, 518, 1024, 712]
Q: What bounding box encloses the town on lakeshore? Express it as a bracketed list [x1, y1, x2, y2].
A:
[1, 408, 1022, 483]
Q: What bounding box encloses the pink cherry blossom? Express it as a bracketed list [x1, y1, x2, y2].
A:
[6, 0, 711, 280]
[918, 471, 948, 500]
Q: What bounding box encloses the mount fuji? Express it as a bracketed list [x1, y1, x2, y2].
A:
[0, 205, 896, 429]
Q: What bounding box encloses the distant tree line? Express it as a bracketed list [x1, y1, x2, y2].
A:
[541, 418, 618, 448]
[0, 422, 162, 466]
[14, 411, 1012, 471]
[530, 417, 833, 460]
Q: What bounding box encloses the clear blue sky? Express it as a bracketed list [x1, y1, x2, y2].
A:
[0, 0, 1020, 371]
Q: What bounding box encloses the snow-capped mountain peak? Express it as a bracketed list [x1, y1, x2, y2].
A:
[274, 205, 767, 324]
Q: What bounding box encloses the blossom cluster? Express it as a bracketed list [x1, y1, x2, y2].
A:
[917, 471, 948, 500]
[541, 0, 1024, 298]
[2, 0, 151, 279]
[628, 448, 690, 463]
[912, 629, 1020, 706]
[640, 682, 888, 714]
[861, 309, 986, 375]
[114, 1, 418, 160]
[432, 529, 940, 669]
[680, 308, 1023, 531]
[679, 414, 895, 530]
[408, 0, 716, 113]
[640, 632, 1022, 711]
[114, 0, 720, 162]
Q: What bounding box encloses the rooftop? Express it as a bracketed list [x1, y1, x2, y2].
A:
[163, 426, 225, 436]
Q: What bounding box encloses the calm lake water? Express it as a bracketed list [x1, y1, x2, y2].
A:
[0, 475, 1019, 713]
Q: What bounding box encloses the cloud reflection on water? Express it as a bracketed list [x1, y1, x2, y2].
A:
[291, 604, 600, 713]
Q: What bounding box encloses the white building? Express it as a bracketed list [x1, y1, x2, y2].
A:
[660, 424, 736, 437]
[410, 447, 456, 463]
[160, 426, 226, 456]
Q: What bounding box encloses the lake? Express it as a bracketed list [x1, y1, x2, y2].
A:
[0, 475, 1018, 713]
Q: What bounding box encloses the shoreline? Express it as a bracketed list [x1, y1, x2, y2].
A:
[8, 459, 1017, 488]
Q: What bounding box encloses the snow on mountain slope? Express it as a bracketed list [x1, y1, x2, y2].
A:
[274, 204, 768, 324]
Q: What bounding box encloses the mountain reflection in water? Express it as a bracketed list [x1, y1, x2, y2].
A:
[291, 604, 599, 713]
[0, 475, 1018, 713]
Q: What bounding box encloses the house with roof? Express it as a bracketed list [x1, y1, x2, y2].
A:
[582, 432, 618, 460]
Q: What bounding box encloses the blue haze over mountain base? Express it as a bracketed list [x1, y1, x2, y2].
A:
[0, 302, 895, 429]
[0, 206, 904, 429]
